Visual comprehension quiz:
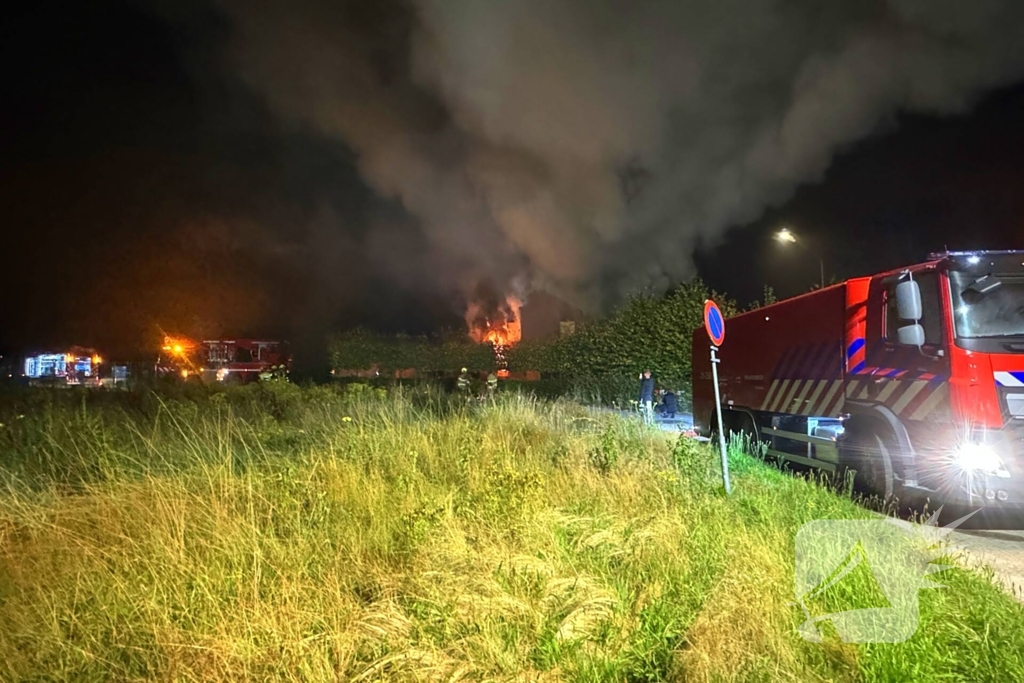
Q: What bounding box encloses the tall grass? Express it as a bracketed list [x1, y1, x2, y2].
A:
[0, 383, 1021, 681]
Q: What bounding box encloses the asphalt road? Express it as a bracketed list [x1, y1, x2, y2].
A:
[609, 409, 697, 434]
[950, 529, 1024, 602]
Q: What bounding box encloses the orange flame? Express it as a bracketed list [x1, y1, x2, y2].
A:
[467, 296, 522, 347]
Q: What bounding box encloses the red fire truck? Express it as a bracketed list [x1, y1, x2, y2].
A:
[692, 250, 1024, 513]
[156, 337, 290, 383]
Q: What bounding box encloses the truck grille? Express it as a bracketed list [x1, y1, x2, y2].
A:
[1001, 390, 1024, 421]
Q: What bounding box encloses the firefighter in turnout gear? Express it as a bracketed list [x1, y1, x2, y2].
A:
[486, 372, 498, 397]
[259, 364, 288, 382]
[456, 367, 471, 394]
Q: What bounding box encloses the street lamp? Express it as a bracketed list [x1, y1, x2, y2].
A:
[774, 227, 825, 289]
[775, 227, 797, 244]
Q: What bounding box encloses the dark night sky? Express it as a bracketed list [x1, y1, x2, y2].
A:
[3, 1, 459, 361]
[697, 85, 1024, 303]
[4, 1, 1024, 362]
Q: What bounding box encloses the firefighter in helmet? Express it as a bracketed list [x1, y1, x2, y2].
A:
[259, 363, 288, 382]
[486, 371, 498, 397]
[456, 367, 471, 394]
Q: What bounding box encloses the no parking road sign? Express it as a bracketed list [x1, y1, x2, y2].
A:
[703, 299, 726, 347]
[703, 299, 731, 494]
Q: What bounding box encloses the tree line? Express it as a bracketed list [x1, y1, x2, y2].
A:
[327, 329, 496, 375]
[328, 279, 776, 405]
[505, 281, 775, 404]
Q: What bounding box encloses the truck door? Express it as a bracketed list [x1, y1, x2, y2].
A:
[860, 269, 950, 419]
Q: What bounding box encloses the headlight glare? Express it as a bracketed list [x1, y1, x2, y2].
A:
[953, 442, 1004, 474]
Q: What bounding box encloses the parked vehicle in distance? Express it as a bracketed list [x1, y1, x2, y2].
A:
[156, 336, 290, 384]
[23, 347, 103, 386]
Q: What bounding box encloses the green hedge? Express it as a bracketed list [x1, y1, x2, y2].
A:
[327, 329, 496, 374]
[326, 280, 774, 406]
[505, 278, 770, 403]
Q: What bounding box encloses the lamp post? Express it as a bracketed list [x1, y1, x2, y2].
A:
[775, 227, 825, 289]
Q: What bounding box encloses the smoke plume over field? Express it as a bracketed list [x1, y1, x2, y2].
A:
[219, 0, 1024, 311]
[6, 1, 1024, 358]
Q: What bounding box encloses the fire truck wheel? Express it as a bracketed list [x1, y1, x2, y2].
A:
[710, 410, 760, 455]
[843, 429, 902, 502]
[730, 411, 760, 454]
[708, 410, 727, 444]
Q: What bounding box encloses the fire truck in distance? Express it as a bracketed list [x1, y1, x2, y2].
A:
[23, 347, 103, 386]
[156, 336, 290, 383]
[693, 250, 1024, 514]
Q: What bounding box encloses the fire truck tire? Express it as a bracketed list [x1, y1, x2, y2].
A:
[841, 428, 902, 502]
[708, 409, 730, 443]
[710, 409, 760, 454]
[732, 411, 760, 454]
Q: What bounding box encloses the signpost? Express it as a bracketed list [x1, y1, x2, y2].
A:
[703, 299, 732, 494]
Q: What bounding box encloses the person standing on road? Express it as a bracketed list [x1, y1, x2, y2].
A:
[638, 369, 655, 425]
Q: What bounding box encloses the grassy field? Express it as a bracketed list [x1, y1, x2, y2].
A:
[0, 383, 1022, 682]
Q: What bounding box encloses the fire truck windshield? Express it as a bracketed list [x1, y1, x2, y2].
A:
[950, 271, 1024, 340]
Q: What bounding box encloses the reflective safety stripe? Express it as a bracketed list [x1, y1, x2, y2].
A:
[778, 380, 804, 413]
[891, 380, 928, 415]
[875, 380, 901, 404]
[761, 379, 781, 410]
[819, 380, 844, 416]
[801, 380, 828, 415]
[995, 371, 1024, 387]
[909, 384, 948, 421]
[768, 380, 791, 412]
[791, 380, 815, 414]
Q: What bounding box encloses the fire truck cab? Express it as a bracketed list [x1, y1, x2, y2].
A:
[693, 250, 1024, 513]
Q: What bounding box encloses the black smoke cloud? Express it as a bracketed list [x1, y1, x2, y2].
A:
[2, 1, 465, 359]
[216, 0, 1024, 309]
[5, 0, 1024, 361]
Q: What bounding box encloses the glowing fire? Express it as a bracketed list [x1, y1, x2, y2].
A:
[466, 297, 522, 347]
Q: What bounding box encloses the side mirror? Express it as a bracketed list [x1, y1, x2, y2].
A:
[897, 323, 925, 346]
[896, 280, 922, 321]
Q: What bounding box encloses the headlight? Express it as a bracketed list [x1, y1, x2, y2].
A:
[953, 442, 1006, 475]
